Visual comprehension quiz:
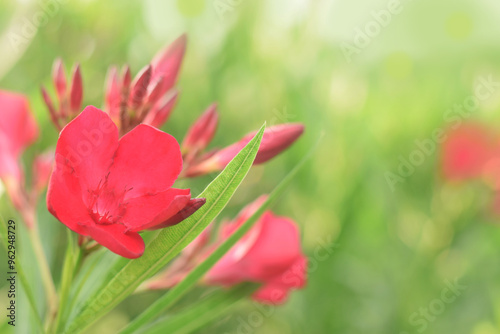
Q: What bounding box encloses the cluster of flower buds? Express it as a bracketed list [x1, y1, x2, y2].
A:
[41, 59, 83, 130]
[104, 35, 186, 135]
[41, 35, 186, 136]
[181, 104, 305, 177]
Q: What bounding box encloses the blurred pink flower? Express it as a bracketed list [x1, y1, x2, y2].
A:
[205, 196, 307, 304]
[440, 122, 500, 215]
[0, 90, 39, 227]
[0, 90, 39, 181]
[32, 150, 55, 194]
[148, 196, 307, 304]
[441, 123, 499, 181]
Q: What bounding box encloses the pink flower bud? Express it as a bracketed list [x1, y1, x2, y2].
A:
[182, 104, 218, 156]
[151, 34, 186, 97]
[143, 91, 179, 128]
[183, 123, 304, 177]
[121, 65, 132, 91]
[52, 58, 67, 102]
[253, 123, 305, 163]
[129, 65, 152, 109]
[145, 76, 165, 107]
[69, 64, 83, 113]
[105, 66, 120, 119]
[41, 86, 61, 130]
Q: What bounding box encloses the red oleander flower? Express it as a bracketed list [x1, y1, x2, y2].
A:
[47, 105, 203, 258]
[148, 196, 307, 304]
[0, 90, 39, 181]
[181, 104, 305, 177]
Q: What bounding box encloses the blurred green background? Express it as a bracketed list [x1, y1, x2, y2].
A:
[2, 0, 500, 333]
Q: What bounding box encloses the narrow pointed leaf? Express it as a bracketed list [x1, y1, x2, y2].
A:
[138, 284, 257, 334]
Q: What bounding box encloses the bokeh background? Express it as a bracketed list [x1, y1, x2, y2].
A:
[2, 0, 500, 333]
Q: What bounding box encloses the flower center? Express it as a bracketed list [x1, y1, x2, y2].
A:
[86, 174, 131, 225]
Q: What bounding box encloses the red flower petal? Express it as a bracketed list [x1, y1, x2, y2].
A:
[252, 256, 307, 304]
[84, 223, 145, 259]
[243, 213, 302, 279]
[206, 206, 304, 288]
[150, 197, 206, 230]
[216, 212, 301, 282]
[252, 283, 289, 304]
[46, 154, 90, 236]
[123, 188, 191, 232]
[108, 124, 182, 198]
[55, 105, 119, 191]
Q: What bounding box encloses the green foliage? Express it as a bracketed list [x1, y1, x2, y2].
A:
[63, 125, 264, 334]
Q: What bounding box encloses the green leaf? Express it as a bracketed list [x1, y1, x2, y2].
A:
[50, 230, 78, 334]
[138, 284, 257, 334]
[0, 216, 45, 333]
[120, 135, 317, 334]
[63, 124, 265, 334]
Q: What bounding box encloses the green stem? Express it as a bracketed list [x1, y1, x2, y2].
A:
[66, 250, 105, 314]
[50, 231, 78, 334]
[28, 224, 58, 330]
